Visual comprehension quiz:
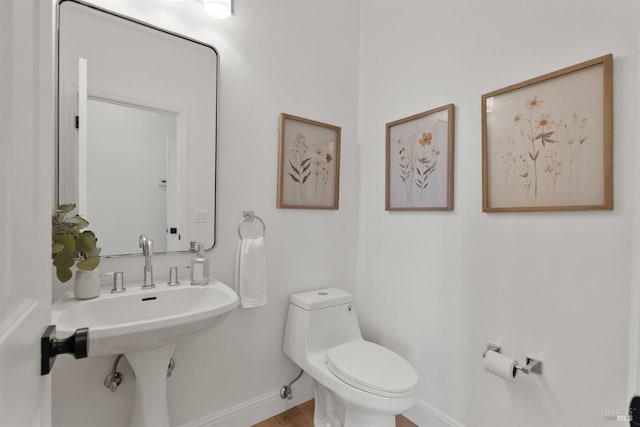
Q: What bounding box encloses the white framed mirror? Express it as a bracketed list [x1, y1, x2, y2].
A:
[57, 0, 217, 257]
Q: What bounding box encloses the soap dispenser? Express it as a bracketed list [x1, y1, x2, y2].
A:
[190, 241, 209, 285]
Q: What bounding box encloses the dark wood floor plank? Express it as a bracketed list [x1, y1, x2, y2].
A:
[253, 416, 284, 427]
[297, 399, 315, 423]
[252, 399, 417, 427]
[396, 414, 418, 427]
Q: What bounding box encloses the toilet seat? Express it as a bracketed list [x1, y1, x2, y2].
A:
[326, 341, 417, 398]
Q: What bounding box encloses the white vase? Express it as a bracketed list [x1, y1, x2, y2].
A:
[74, 269, 100, 300]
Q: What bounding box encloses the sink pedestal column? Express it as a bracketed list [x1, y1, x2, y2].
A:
[125, 344, 176, 427]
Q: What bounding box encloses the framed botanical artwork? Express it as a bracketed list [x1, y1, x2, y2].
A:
[277, 113, 341, 209]
[385, 104, 455, 211]
[482, 54, 613, 212]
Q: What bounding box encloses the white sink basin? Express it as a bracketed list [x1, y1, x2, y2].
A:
[53, 278, 238, 427]
[52, 279, 239, 356]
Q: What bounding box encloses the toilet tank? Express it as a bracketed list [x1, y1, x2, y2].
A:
[283, 288, 362, 366]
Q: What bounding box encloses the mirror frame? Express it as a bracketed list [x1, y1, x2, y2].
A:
[55, 0, 219, 257]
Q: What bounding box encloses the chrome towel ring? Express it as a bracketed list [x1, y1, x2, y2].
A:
[237, 211, 266, 239]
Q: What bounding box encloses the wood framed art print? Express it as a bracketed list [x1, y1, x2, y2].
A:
[277, 113, 341, 210]
[482, 54, 613, 212]
[386, 104, 455, 211]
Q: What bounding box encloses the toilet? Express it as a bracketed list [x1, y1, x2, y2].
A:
[283, 288, 418, 427]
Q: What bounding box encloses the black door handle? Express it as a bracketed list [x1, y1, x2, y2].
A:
[41, 325, 89, 375]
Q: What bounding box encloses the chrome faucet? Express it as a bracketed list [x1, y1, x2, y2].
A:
[139, 234, 155, 289]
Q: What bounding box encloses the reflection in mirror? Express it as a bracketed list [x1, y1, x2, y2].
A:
[87, 98, 179, 254]
[57, 0, 217, 257]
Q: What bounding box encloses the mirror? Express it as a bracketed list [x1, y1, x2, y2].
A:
[57, 0, 217, 257]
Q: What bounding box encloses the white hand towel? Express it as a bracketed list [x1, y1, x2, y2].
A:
[235, 236, 267, 308]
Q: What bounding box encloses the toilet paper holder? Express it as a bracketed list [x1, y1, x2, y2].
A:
[483, 343, 542, 375]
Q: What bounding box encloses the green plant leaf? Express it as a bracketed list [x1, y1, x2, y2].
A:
[66, 216, 90, 228]
[56, 267, 73, 283]
[53, 251, 74, 269]
[55, 233, 76, 252]
[52, 205, 101, 277]
[56, 203, 76, 214]
[52, 242, 64, 255]
[76, 231, 96, 252]
[77, 256, 99, 271]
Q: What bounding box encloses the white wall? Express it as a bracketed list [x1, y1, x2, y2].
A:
[357, 1, 638, 427]
[51, 1, 640, 427]
[52, 0, 360, 426]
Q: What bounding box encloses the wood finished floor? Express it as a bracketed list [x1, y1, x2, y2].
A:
[252, 399, 417, 427]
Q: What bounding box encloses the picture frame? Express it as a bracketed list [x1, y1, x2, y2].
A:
[385, 104, 455, 211]
[481, 54, 613, 212]
[277, 113, 341, 209]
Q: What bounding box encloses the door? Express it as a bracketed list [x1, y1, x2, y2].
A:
[0, 0, 55, 426]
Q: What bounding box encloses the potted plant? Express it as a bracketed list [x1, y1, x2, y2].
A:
[52, 203, 101, 298]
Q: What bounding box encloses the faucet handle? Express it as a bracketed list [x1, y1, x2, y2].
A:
[113, 272, 125, 293]
[167, 267, 180, 286]
[167, 266, 191, 286]
[101, 271, 126, 293]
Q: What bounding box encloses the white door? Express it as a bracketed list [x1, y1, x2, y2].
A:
[0, 0, 55, 426]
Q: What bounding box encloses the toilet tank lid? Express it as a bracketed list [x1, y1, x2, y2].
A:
[290, 288, 353, 310]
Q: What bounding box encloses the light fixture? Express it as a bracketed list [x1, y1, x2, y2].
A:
[203, 0, 232, 19]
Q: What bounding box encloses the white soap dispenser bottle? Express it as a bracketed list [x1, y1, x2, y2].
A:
[190, 241, 209, 285]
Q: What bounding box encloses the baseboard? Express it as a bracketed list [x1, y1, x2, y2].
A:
[403, 398, 465, 427]
[180, 376, 314, 427]
[180, 379, 462, 427]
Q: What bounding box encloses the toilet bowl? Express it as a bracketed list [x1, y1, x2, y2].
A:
[283, 288, 418, 427]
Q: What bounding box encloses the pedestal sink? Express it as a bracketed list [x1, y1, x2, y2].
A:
[52, 279, 239, 427]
